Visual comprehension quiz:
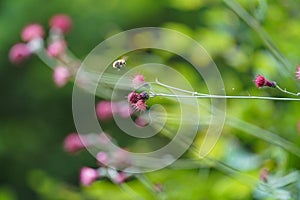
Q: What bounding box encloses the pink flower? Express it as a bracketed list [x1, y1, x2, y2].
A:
[127, 92, 139, 104]
[96, 151, 109, 166]
[254, 75, 276, 88]
[132, 74, 145, 88]
[47, 40, 66, 57]
[63, 133, 86, 153]
[96, 101, 113, 120]
[113, 172, 127, 184]
[9, 43, 31, 64]
[21, 23, 45, 42]
[296, 67, 300, 80]
[53, 66, 70, 87]
[114, 102, 133, 118]
[80, 167, 99, 186]
[134, 100, 147, 111]
[135, 116, 148, 127]
[259, 168, 268, 183]
[49, 14, 72, 33]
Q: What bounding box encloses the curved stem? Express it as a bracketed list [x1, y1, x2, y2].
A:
[275, 84, 300, 96]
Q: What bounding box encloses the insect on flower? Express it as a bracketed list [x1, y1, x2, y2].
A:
[113, 57, 127, 71]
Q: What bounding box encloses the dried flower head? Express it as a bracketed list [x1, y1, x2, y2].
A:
[21, 23, 45, 42]
[139, 91, 149, 100]
[134, 100, 147, 111]
[254, 75, 276, 88]
[127, 92, 139, 104]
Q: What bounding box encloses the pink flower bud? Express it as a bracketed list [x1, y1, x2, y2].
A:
[132, 74, 145, 88]
[47, 40, 66, 57]
[113, 172, 127, 184]
[135, 116, 148, 127]
[80, 167, 98, 186]
[96, 151, 109, 166]
[114, 102, 133, 118]
[21, 24, 45, 42]
[96, 101, 113, 120]
[259, 168, 268, 183]
[49, 14, 72, 33]
[53, 66, 70, 87]
[296, 66, 300, 80]
[254, 75, 276, 88]
[63, 133, 86, 153]
[9, 43, 31, 64]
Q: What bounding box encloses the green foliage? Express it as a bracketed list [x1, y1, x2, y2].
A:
[1, 0, 300, 199]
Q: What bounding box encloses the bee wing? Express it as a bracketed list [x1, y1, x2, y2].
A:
[121, 56, 128, 61]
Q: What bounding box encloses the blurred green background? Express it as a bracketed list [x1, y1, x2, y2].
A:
[1, 0, 300, 199]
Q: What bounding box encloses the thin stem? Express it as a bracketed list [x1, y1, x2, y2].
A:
[152, 93, 300, 101]
[135, 174, 163, 200]
[275, 84, 300, 96]
[155, 78, 207, 96]
[119, 183, 145, 200]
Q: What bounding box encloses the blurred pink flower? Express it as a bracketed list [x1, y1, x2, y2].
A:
[114, 102, 133, 118]
[21, 23, 45, 42]
[132, 74, 145, 88]
[9, 43, 31, 64]
[113, 172, 127, 184]
[135, 116, 148, 127]
[80, 167, 98, 186]
[63, 133, 86, 153]
[47, 40, 66, 57]
[53, 66, 70, 87]
[296, 67, 300, 80]
[259, 168, 268, 183]
[254, 75, 276, 88]
[111, 148, 131, 169]
[96, 101, 113, 120]
[96, 151, 109, 166]
[49, 14, 72, 33]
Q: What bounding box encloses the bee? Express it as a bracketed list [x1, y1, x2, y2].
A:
[113, 57, 127, 71]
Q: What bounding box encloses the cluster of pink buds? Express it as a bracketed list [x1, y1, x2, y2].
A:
[9, 14, 74, 87]
[127, 91, 149, 111]
[63, 132, 132, 186]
